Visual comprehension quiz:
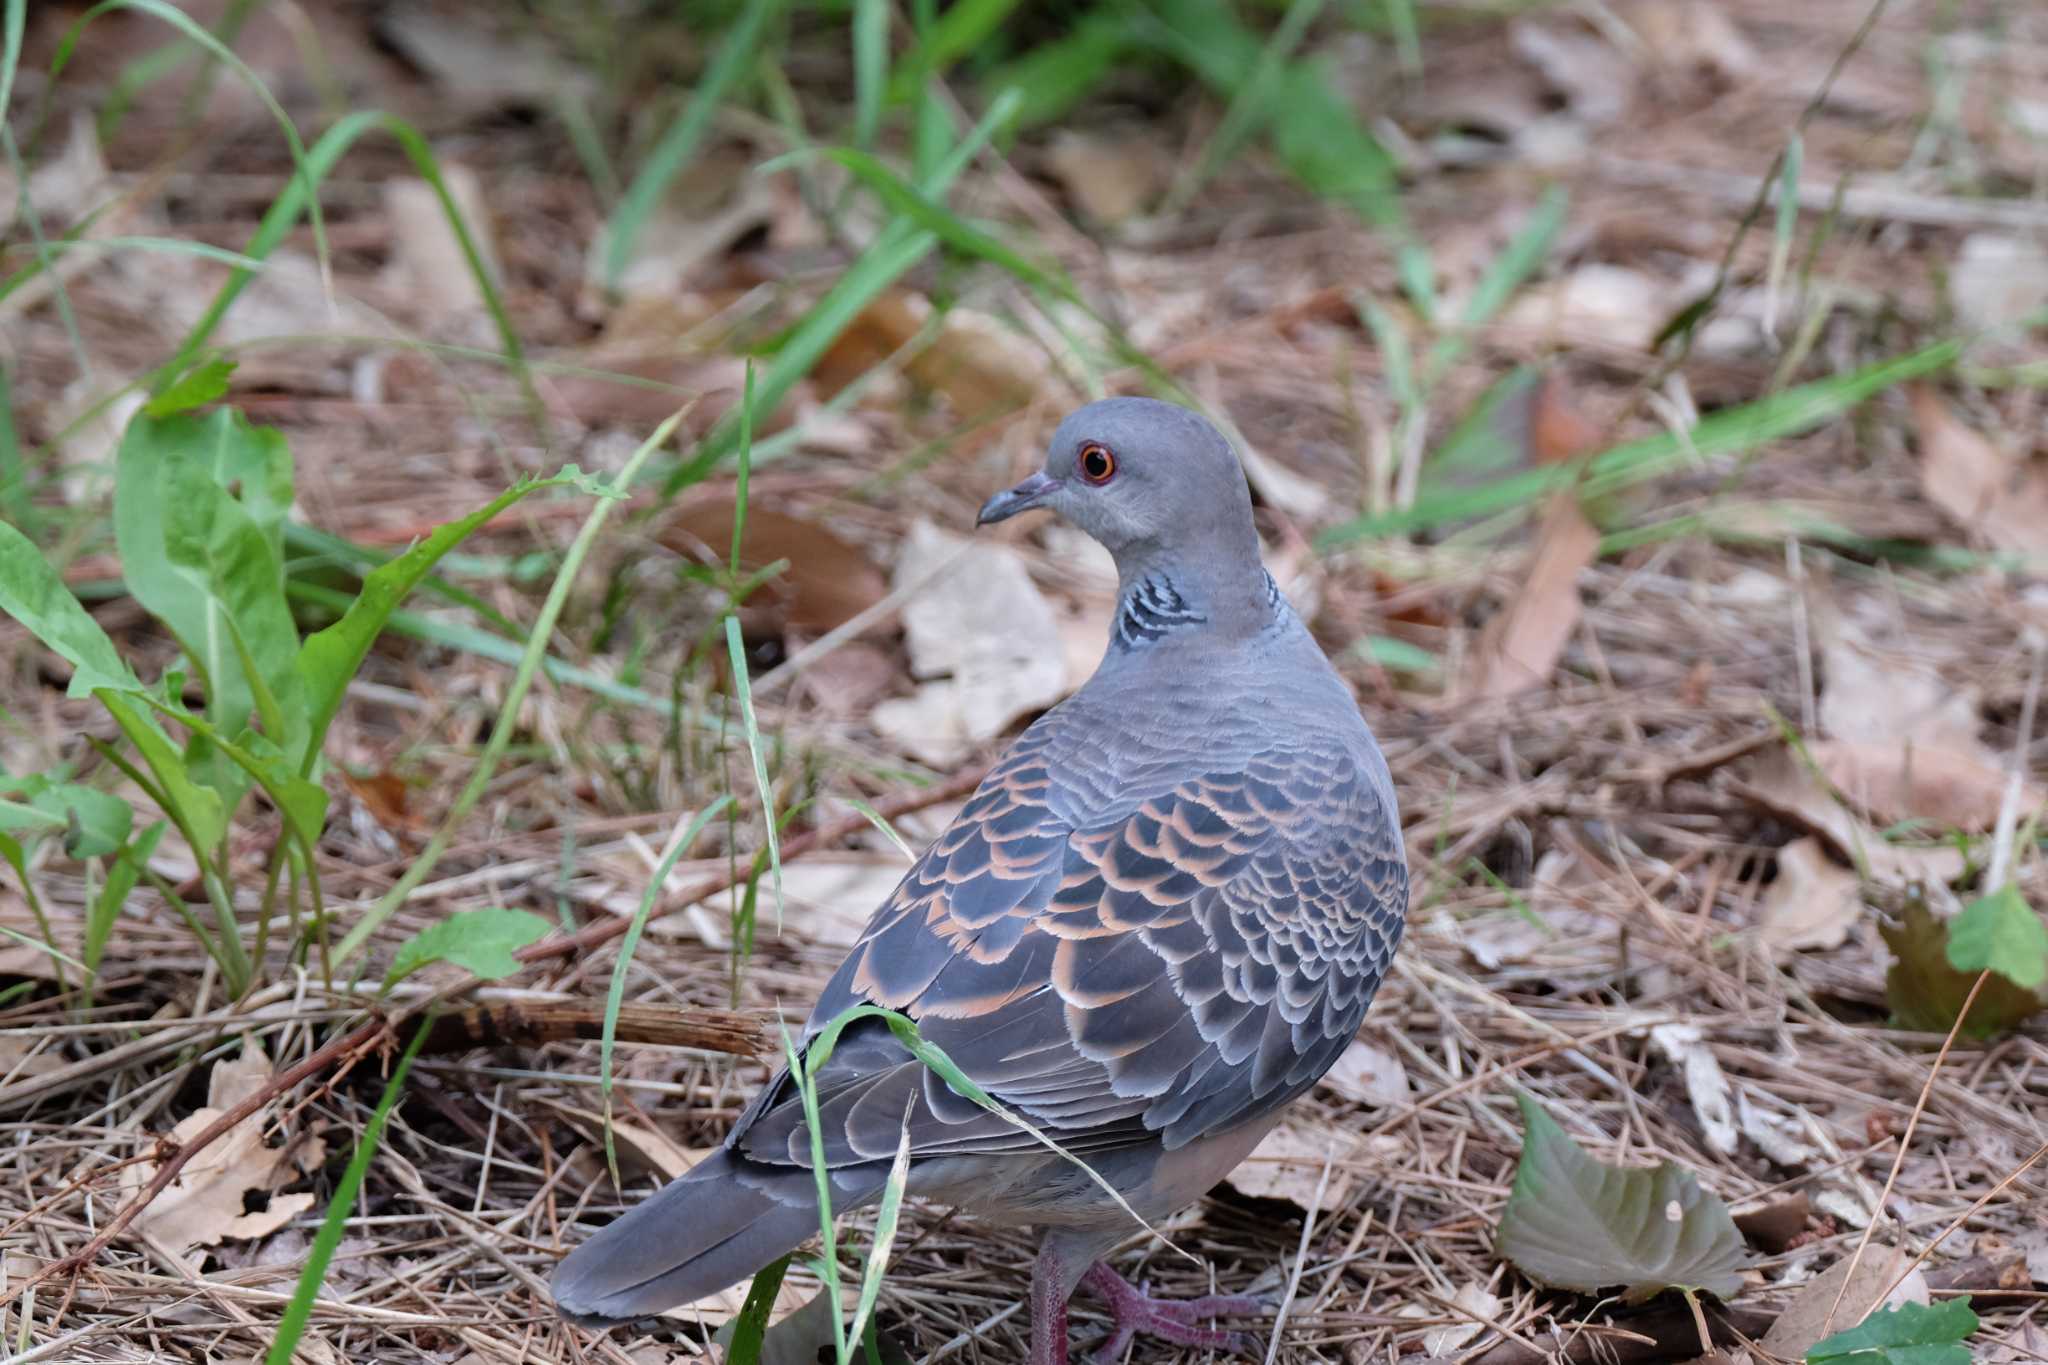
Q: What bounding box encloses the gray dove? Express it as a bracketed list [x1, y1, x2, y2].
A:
[552, 397, 1409, 1363]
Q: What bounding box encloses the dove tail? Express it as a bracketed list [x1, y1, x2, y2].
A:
[552, 1147, 827, 1326]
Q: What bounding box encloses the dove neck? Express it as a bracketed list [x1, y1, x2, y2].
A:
[1109, 551, 1278, 651]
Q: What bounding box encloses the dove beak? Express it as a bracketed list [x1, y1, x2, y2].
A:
[976, 471, 1061, 527]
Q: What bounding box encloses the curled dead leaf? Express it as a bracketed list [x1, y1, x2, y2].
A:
[1461, 490, 1600, 700]
[663, 504, 887, 639]
[1909, 384, 2048, 564]
[1757, 836, 1865, 954]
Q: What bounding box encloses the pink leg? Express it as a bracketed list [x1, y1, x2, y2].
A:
[1029, 1239, 1072, 1365]
[1077, 1261, 1263, 1363]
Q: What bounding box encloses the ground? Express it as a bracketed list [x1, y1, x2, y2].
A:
[1, 1, 2045, 1362]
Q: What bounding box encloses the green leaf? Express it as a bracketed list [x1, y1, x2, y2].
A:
[0, 520, 144, 697]
[114, 408, 308, 779]
[1495, 1093, 1749, 1301]
[86, 820, 166, 988]
[143, 355, 236, 417]
[296, 473, 567, 768]
[28, 783, 132, 859]
[1883, 901, 2046, 1038]
[978, 12, 1133, 129]
[1807, 1296, 1977, 1365]
[713, 1287, 913, 1365]
[384, 908, 550, 986]
[722, 1255, 794, 1365]
[1944, 884, 2048, 991]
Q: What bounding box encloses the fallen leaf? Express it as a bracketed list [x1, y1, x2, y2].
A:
[1811, 740, 2037, 836]
[1761, 1244, 1929, 1359]
[1510, 22, 1633, 126]
[551, 1105, 709, 1182]
[382, 167, 499, 326]
[1043, 131, 1167, 225]
[1502, 263, 1669, 352]
[1734, 750, 1966, 889]
[714, 1286, 915, 1365]
[123, 1047, 317, 1254]
[1649, 1023, 1737, 1156]
[1948, 235, 2048, 338]
[1732, 1191, 1811, 1252]
[1909, 384, 2048, 563]
[1229, 1123, 1354, 1210]
[1628, 1, 1758, 88]
[749, 858, 908, 949]
[663, 504, 888, 638]
[1462, 490, 1600, 700]
[1495, 1094, 1748, 1301]
[588, 149, 779, 301]
[375, 8, 596, 106]
[1880, 901, 2045, 1039]
[816, 292, 1043, 421]
[1757, 837, 1865, 954]
[1424, 1284, 1503, 1357]
[1736, 1092, 1817, 1169]
[871, 521, 1066, 766]
[1320, 1037, 1411, 1109]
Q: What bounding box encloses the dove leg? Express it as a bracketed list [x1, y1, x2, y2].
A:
[1027, 1237, 1075, 1365]
[1076, 1261, 1261, 1361]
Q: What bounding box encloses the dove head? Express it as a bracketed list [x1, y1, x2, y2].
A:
[977, 398, 1266, 616]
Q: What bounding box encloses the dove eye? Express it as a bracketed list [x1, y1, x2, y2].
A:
[1077, 442, 1117, 484]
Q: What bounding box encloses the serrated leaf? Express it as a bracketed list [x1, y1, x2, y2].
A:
[1808, 1295, 1976, 1364]
[1944, 884, 2048, 991]
[384, 907, 550, 986]
[1495, 1093, 1749, 1301]
[1882, 901, 2045, 1039]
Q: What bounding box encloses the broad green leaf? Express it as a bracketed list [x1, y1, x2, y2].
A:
[1808, 1296, 1977, 1365]
[384, 907, 550, 986]
[296, 473, 568, 767]
[1495, 1093, 1748, 1301]
[144, 355, 236, 417]
[0, 519, 144, 696]
[114, 409, 307, 777]
[1883, 901, 2046, 1038]
[28, 783, 132, 859]
[1944, 884, 2048, 991]
[97, 690, 227, 856]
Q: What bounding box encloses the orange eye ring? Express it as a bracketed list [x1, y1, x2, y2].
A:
[1077, 441, 1116, 484]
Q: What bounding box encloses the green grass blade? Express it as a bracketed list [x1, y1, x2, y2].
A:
[1318, 335, 1963, 546]
[602, 0, 787, 290]
[780, 1021, 847, 1364]
[727, 1254, 795, 1365]
[1424, 184, 1567, 381]
[0, 363, 26, 531]
[296, 471, 583, 772]
[844, 1119, 913, 1364]
[978, 11, 1133, 129]
[84, 820, 166, 998]
[1171, 0, 1333, 209]
[889, 0, 1026, 104]
[0, 0, 24, 128]
[657, 88, 1021, 493]
[264, 1014, 431, 1365]
[1382, 0, 1422, 75]
[334, 413, 681, 964]
[724, 615, 781, 929]
[599, 796, 733, 1183]
[852, 0, 888, 150]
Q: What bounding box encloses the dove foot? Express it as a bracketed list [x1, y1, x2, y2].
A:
[1078, 1262, 1263, 1362]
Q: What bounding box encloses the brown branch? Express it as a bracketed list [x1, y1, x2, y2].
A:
[420, 1001, 769, 1057]
[23, 762, 988, 1297]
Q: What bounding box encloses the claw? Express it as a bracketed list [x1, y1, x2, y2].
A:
[1077, 1263, 1265, 1361]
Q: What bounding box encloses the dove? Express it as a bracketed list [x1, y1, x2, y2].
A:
[553, 397, 1408, 1363]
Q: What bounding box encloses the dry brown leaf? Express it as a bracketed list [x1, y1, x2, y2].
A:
[748, 858, 910, 948]
[122, 1048, 316, 1254]
[1757, 836, 1865, 954]
[872, 521, 1066, 766]
[1909, 384, 2048, 563]
[1759, 1244, 1928, 1358]
[1423, 1284, 1503, 1358]
[1736, 750, 1966, 889]
[663, 504, 887, 638]
[1042, 131, 1167, 225]
[551, 1105, 710, 1182]
[1948, 235, 2048, 338]
[1649, 1023, 1737, 1155]
[1502, 263, 1667, 351]
[1628, 0, 1758, 87]
[1463, 490, 1600, 700]
[1811, 739, 2040, 835]
[382, 167, 498, 325]
[1319, 1037, 1411, 1109]
[1229, 1124, 1356, 1209]
[817, 292, 1043, 421]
